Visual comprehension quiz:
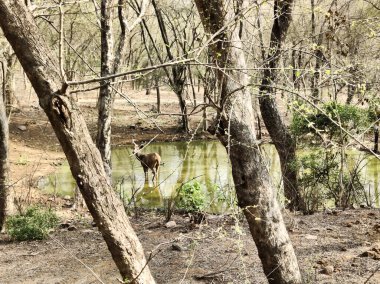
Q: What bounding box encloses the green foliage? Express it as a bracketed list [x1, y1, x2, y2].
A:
[367, 98, 380, 122]
[298, 149, 365, 212]
[292, 102, 369, 140]
[176, 181, 205, 212]
[297, 150, 333, 212]
[6, 207, 59, 241]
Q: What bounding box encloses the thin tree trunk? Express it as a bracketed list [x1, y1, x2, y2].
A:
[194, 1, 302, 283]
[96, 0, 115, 180]
[202, 83, 208, 132]
[310, 0, 319, 102]
[0, 2, 155, 282]
[375, 125, 379, 153]
[375, 106, 380, 153]
[188, 65, 197, 106]
[151, 0, 189, 132]
[155, 77, 161, 113]
[4, 52, 17, 116]
[346, 84, 355, 105]
[0, 76, 9, 231]
[258, 0, 305, 212]
[140, 23, 161, 114]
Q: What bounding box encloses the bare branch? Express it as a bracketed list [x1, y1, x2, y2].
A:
[66, 58, 194, 86]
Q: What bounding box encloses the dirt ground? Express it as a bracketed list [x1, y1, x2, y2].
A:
[0, 87, 379, 283]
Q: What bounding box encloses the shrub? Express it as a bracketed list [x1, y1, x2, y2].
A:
[292, 102, 369, 140]
[298, 149, 366, 212]
[6, 207, 59, 241]
[176, 181, 205, 212]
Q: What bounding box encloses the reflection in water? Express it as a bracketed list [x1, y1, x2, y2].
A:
[39, 141, 380, 212]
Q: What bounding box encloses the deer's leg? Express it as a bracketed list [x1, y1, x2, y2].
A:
[151, 171, 155, 182]
[143, 167, 148, 181]
[155, 164, 159, 181]
[151, 167, 157, 183]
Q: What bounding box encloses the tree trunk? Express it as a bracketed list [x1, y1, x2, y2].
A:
[4, 51, 17, 116]
[188, 65, 197, 106]
[375, 125, 379, 153]
[202, 84, 208, 132]
[194, 1, 302, 283]
[375, 106, 380, 153]
[258, 0, 305, 212]
[0, 75, 9, 231]
[155, 77, 161, 113]
[140, 23, 161, 114]
[96, 0, 115, 180]
[0, 1, 155, 282]
[151, 0, 189, 132]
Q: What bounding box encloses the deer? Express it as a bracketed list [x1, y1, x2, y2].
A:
[132, 139, 161, 183]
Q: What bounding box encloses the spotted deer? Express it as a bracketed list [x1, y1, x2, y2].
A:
[132, 140, 161, 182]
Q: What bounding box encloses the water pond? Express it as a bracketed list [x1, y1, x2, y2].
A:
[38, 141, 380, 213]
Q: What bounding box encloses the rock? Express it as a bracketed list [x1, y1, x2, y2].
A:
[165, 221, 176, 228]
[62, 201, 73, 208]
[59, 223, 70, 229]
[171, 243, 183, 251]
[147, 222, 162, 229]
[373, 223, 380, 232]
[359, 243, 380, 260]
[67, 225, 77, 231]
[304, 234, 318, 240]
[310, 227, 321, 232]
[332, 210, 341, 215]
[316, 259, 327, 265]
[63, 195, 72, 201]
[17, 125, 27, 131]
[325, 209, 333, 215]
[321, 265, 334, 275]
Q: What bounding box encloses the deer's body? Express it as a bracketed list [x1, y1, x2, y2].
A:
[133, 142, 161, 182]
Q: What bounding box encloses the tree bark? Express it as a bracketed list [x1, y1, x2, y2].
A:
[258, 0, 305, 212]
[194, 1, 302, 283]
[155, 77, 161, 113]
[375, 106, 380, 153]
[0, 1, 155, 282]
[0, 74, 9, 231]
[4, 51, 17, 116]
[96, 0, 115, 180]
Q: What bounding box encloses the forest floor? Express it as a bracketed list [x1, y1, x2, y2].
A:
[0, 88, 379, 284]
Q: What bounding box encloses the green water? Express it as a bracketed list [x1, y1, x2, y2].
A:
[38, 141, 380, 212]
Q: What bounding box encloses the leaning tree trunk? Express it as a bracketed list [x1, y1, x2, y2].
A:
[258, 0, 306, 212]
[0, 1, 155, 283]
[195, 1, 302, 283]
[0, 77, 9, 231]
